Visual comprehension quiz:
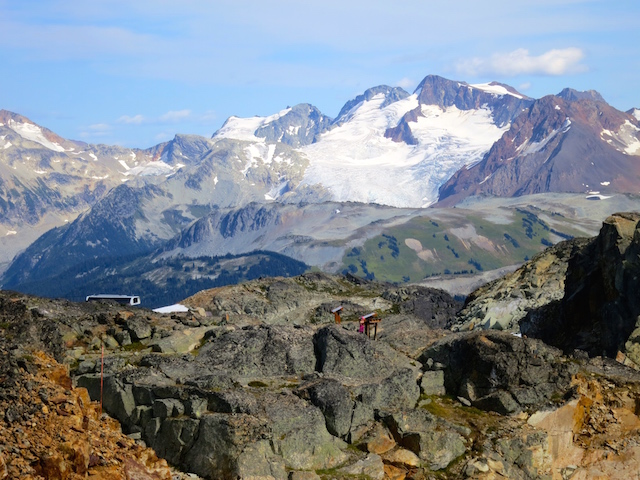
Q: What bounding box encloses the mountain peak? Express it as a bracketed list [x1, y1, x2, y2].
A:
[254, 103, 333, 147]
[334, 85, 410, 124]
[557, 88, 605, 103]
[0, 109, 33, 125]
[627, 108, 640, 122]
[414, 75, 532, 127]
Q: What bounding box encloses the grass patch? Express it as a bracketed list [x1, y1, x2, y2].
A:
[122, 341, 148, 352]
[248, 380, 269, 388]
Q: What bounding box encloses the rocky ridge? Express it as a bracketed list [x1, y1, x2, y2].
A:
[437, 92, 640, 206]
[3, 259, 640, 478]
[451, 212, 640, 366]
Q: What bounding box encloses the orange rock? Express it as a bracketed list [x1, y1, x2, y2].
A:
[365, 425, 396, 454]
[75, 387, 92, 411]
[87, 465, 125, 480]
[124, 457, 172, 480]
[38, 451, 70, 480]
[0, 453, 7, 480]
[60, 440, 90, 475]
[383, 448, 421, 468]
[383, 463, 406, 480]
[49, 366, 72, 390]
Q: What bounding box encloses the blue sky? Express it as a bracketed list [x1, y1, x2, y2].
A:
[0, 0, 638, 148]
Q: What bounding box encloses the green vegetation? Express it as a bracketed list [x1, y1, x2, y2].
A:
[341, 207, 586, 284]
[248, 380, 269, 388]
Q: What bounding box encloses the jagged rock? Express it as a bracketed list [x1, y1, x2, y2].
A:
[419, 331, 577, 413]
[535, 213, 640, 357]
[313, 325, 418, 381]
[126, 317, 153, 342]
[153, 398, 184, 418]
[336, 453, 385, 480]
[181, 413, 271, 479]
[451, 238, 589, 332]
[294, 378, 354, 439]
[380, 409, 466, 470]
[261, 391, 348, 470]
[151, 417, 200, 466]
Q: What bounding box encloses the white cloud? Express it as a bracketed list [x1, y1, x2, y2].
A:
[118, 114, 144, 124]
[519, 82, 532, 91]
[79, 123, 111, 138]
[154, 132, 173, 142]
[456, 48, 587, 77]
[159, 110, 191, 122]
[87, 123, 111, 132]
[199, 110, 217, 122]
[396, 77, 415, 90]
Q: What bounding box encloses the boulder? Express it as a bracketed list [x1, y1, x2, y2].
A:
[294, 378, 354, 439]
[261, 391, 348, 470]
[419, 331, 577, 413]
[313, 325, 418, 381]
[420, 370, 445, 396]
[195, 324, 316, 379]
[125, 316, 152, 341]
[236, 440, 288, 480]
[380, 409, 466, 470]
[181, 413, 271, 479]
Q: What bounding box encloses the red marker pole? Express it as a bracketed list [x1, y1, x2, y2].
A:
[100, 342, 104, 417]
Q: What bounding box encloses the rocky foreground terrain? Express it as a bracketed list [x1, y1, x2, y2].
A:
[3, 213, 640, 479]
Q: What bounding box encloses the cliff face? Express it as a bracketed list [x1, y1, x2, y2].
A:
[452, 212, 640, 366]
[437, 93, 640, 206]
[528, 212, 640, 358]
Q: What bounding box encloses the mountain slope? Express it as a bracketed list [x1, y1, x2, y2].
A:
[437, 90, 640, 205]
[0, 110, 196, 270]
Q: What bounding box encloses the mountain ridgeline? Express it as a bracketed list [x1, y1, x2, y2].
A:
[0, 74, 639, 305]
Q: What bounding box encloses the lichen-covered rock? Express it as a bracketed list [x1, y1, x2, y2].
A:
[181, 413, 271, 479]
[313, 325, 418, 381]
[294, 378, 354, 439]
[195, 324, 316, 379]
[261, 391, 348, 470]
[451, 238, 588, 332]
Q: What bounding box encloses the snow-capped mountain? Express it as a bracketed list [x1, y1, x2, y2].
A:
[0, 110, 199, 269]
[3, 74, 640, 288]
[437, 89, 640, 205]
[213, 77, 533, 207]
[629, 108, 640, 122]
